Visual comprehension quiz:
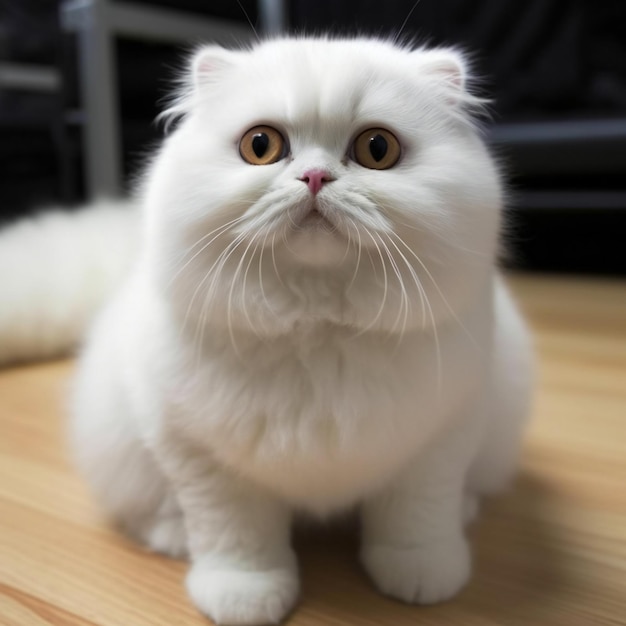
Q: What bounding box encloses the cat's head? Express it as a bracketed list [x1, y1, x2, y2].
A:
[144, 38, 502, 336]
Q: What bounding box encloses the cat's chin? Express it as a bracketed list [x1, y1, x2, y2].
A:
[282, 227, 350, 267]
[298, 207, 334, 230]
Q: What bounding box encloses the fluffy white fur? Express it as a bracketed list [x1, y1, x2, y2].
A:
[3, 38, 533, 625]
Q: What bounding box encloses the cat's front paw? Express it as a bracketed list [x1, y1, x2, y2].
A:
[361, 535, 471, 605]
[186, 556, 299, 625]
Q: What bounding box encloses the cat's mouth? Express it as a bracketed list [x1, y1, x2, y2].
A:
[282, 202, 350, 266]
[294, 206, 335, 232]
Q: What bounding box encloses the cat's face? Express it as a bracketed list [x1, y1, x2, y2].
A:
[145, 39, 502, 335]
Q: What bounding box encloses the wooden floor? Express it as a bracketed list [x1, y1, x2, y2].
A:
[1, 274, 625, 626]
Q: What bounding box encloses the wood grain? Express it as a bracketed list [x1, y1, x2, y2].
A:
[1, 273, 625, 626]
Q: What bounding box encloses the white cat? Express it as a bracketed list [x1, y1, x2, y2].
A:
[1, 38, 533, 626]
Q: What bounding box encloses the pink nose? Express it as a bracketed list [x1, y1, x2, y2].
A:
[298, 169, 334, 195]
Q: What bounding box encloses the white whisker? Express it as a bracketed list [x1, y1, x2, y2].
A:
[271, 231, 286, 288]
[213, 235, 247, 359]
[376, 233, 409, 338]
[182, 230, 246, 339]
[192, 231, 249, 364]
[167, 215, 245, 290]
[352, 228, 389, 337]
[389, 230, 480, 351]
[345, 217, 362, 294]
[339, 215, 354, 265]
[383, 234, 426, 329]
[258, 228, 278, 324]
[392, 216, 489, 259]
[383, 232, 442, 390]
[240, 232, 264, 338]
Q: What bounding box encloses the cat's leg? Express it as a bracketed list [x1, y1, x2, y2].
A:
[360, 417, 480, 605]
[467, 279, 533, 496]
[70, 287, 188, 557]
[155, 435, 298, 626]
[71, 387, 187, 558]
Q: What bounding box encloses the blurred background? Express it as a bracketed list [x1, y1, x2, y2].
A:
[1, 0, 625, 274]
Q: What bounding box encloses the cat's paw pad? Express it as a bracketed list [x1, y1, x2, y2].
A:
[186, 558, 299, 625]
[361, 536, 471, 605]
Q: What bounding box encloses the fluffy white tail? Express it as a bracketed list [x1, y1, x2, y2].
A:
[0, 200, 139, 366]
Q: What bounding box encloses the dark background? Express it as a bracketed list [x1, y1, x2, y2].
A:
[1, 0, 625, 274]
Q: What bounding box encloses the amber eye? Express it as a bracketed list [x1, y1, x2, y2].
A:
[239, 125, 287, 165]
[351, 128, 401, 170]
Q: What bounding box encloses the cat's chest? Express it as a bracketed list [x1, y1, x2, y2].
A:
[171, 331, 449, 511]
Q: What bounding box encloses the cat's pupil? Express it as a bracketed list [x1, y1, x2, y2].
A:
[252, 133, 269, 158]
[369, 135, 388, 162]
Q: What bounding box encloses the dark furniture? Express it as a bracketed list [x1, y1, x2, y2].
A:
[2, 0, 624, 273]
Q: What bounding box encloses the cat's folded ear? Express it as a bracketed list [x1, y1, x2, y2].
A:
[412, 48, 467, 90]
[157, 45, 238, 129]
[411, 47, 487, 113]
[191, 45, 238, 90]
